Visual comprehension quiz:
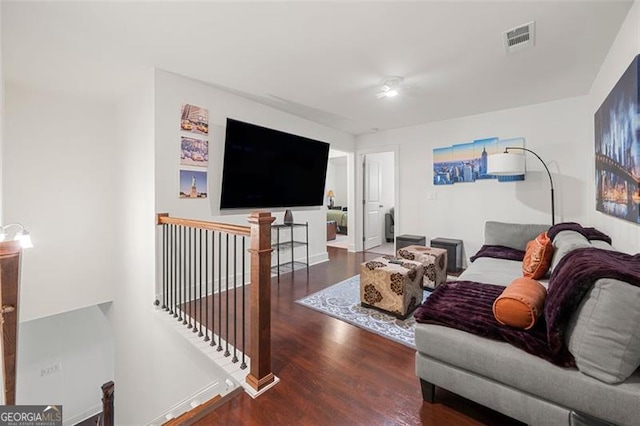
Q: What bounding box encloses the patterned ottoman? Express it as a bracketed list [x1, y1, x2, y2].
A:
[360, 255, 425, 319]
[397, 245, 448, 290]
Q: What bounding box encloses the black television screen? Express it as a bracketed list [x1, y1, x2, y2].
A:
[220, 118, 330, 209]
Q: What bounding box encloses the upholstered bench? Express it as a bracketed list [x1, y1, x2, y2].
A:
[397, 245, 447, 289]
[359, 256, 425, 319]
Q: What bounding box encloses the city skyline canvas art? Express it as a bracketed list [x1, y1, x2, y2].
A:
[433, 137, 525, 185]
[594, 54, 640, 225]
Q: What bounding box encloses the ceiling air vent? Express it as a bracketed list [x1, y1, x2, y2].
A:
[503, 21, 535, 54]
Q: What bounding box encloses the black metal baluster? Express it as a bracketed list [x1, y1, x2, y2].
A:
[183, 225, 188, 324]
[192, 227, 198, 333]
[162, 224, 167, 310]
[172, 225, 177, 316]
[171, 225, 177, 317]
[166, 223, 170, 312]
[240, 236, 247, 370]
[232, 235, 238, 363]
[198, 229, 203, 336]
[217, 232, 223, 352]
[224, 233, 230, 357]
[186, 228, 192, 328]
[204, 230, 210, 342]
[178, 226, 184, 322]
[170, 224, 175, 312]
[182, 226, 191, 328]
[211, 231, 216, 347]
[191, 227, 196, 332]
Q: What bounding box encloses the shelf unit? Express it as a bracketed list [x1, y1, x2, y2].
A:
[271, 222, 309, 282]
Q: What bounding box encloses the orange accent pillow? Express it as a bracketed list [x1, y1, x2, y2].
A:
[493, 278, 547, 330]
[522, 232, 554, 279]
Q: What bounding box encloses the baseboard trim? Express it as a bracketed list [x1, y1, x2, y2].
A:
[64, 403, 102, 426]
[145, 379, 237, 426]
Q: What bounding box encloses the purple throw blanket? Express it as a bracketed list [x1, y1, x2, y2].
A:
[414, 281, 575, 367]
[415, 231, 638, 366]
[548, 222, 612, 244]
[546, 247, 640, 355]
[469, 245, 525, 263]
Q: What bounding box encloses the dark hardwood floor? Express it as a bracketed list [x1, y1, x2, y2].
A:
[192, 247, 522, 425]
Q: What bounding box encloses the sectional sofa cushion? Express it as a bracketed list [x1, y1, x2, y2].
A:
[415, 323, 640, 426]
[522, 232, 553, 279]
[458, 257, 524, 288]
[493, 277, 547, 330]
[565, 278, 640, 384]
[590, 240, 616, 251]
[549, 231, 591, 272]
[484, 221, 550, 251]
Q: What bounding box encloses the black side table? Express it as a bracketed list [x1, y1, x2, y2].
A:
[396, 234, 426, 250]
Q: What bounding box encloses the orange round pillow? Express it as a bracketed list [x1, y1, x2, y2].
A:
[492, 278, 547, 330]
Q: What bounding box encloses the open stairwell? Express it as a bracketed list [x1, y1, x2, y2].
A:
[149, 212, 279, 423]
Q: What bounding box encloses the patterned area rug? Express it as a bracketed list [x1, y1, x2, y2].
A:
[296, 275, 433, 349]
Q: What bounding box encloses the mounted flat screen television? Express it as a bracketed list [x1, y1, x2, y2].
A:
[220, 118, 330, 209]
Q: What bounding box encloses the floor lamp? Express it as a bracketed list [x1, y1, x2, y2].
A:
[487, 147, 555, 226]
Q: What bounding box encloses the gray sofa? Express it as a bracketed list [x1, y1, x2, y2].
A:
[415, 221, 640, 426]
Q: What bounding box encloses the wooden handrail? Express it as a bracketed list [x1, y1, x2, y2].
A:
[156, 214, 251, 237]
[0, 240, 22, 405]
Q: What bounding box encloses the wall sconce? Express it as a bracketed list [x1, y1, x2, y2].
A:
[0, 224, 33, 249]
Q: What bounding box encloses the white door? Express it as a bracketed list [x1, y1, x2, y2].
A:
[364, 156, 383, 250]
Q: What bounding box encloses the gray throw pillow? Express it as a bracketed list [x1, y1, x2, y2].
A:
[565, 278, 640, 384]
[484, 221, 549, 251]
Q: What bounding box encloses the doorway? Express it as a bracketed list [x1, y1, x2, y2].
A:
[326, 149, 352, 250]
[362, 151, 396, 256]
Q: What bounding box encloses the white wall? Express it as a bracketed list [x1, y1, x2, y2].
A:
[17, 304, 114, 426]
[154, 70, 355, 267]
[1, 1, 4, 225]
[588, 0, 640, 254]
[0, 0, 4, 401]
[113, 70, 235, 425]
[3, 85, 116, 322]
[356, 96, 591, 263]
[325, 161, 335, 206]
[327, 156, 347, 207]
[4, 85, 116, 423]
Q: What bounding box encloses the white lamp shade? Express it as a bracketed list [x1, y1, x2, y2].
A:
[487, 153, 526, 176]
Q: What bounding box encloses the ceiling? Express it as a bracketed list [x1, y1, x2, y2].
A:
[2, 1, 633, 135]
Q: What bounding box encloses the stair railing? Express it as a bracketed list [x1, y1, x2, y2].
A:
[156, 212, 275, 392]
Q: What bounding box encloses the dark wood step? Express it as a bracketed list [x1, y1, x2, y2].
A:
[163, 387, 243, 426]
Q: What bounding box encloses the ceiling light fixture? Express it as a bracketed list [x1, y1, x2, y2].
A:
[377, 76, 404, 99]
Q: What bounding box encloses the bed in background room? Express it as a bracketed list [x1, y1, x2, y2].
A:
[327, 208, 348, 234]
